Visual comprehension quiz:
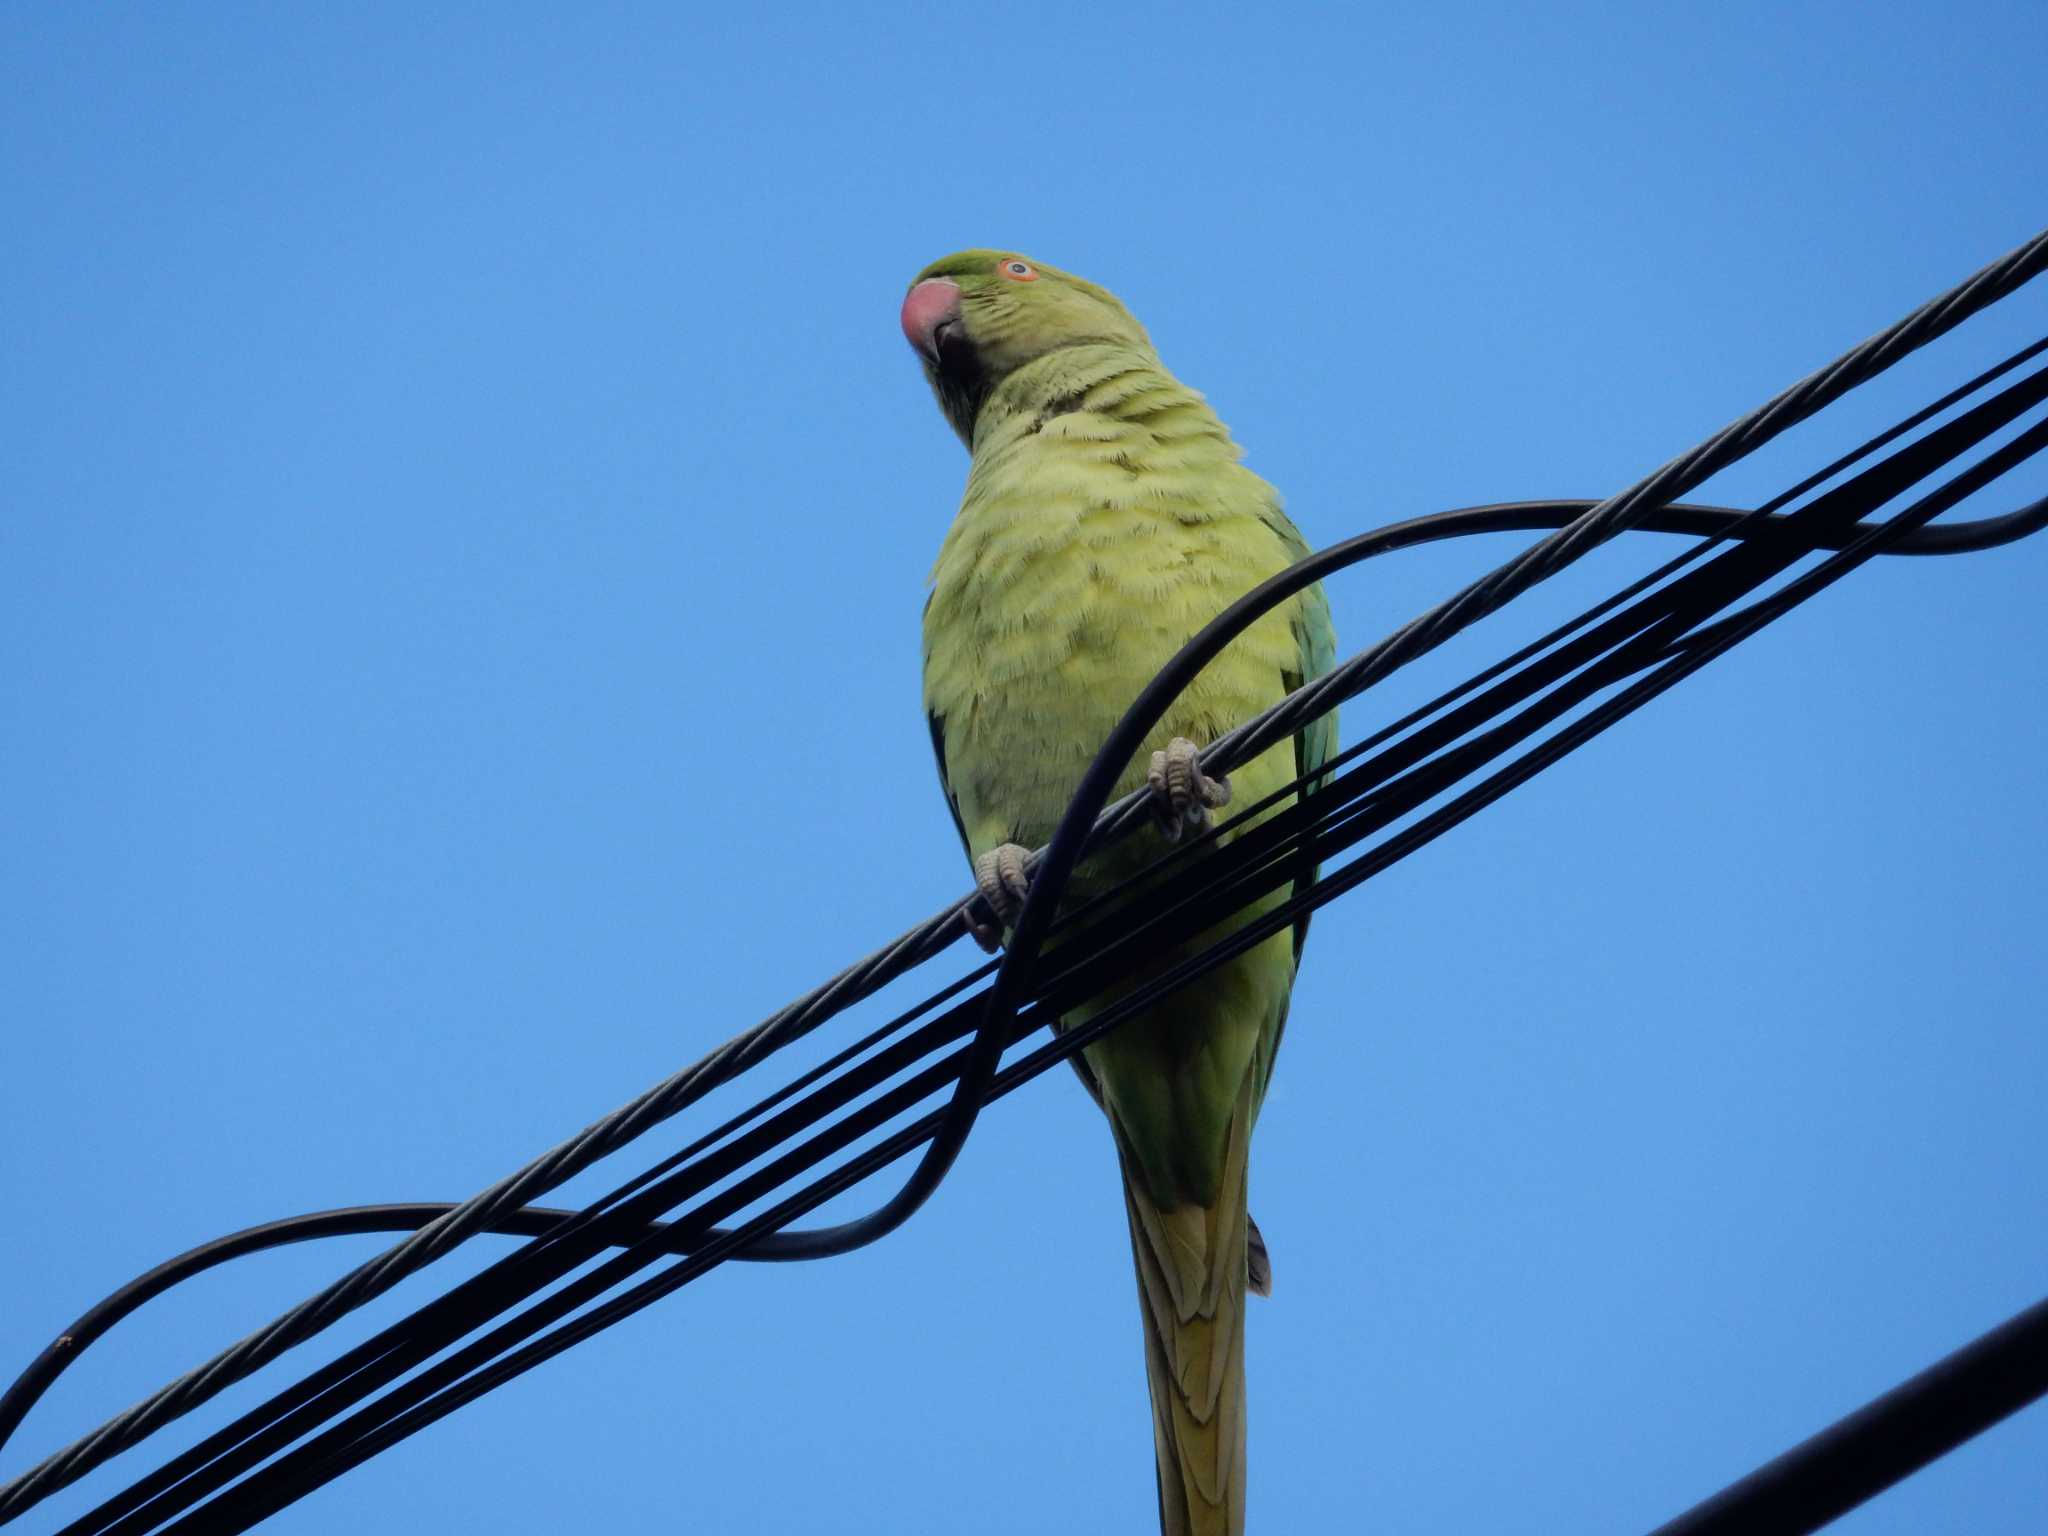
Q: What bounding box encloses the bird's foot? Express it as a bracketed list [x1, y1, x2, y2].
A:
[967, 842, 1034, 952]
[1147, 737, 1231, 842]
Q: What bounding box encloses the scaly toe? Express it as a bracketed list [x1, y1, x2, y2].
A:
[1147, 737, 1230, 841]
[969, 842, 1034, 947]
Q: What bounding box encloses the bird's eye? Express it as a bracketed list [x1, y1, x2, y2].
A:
[998, 257, 1038, 282]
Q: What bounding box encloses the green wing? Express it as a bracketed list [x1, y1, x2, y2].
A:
[926, 709, 972, 862]
[1284, 577, 1338, 967]
[1252, 501, 1338, 969]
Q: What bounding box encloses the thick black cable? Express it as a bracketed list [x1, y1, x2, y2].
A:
[166, 433, 2048, 1536]
[4, 233, 2042, 1524]
[221, 389, 2048, 1521]
[304, 425, 2047, 1529]
[14, 460, 2047, 1475]
[1644, 1295, 2048, 1536]
[24, 444, 2048, 1536]
[22, 475, 2048, 1532]
[84, 359, 2048, 1534]
[28, 512, 2048, 1536]
[17, 485, 2042, 1512]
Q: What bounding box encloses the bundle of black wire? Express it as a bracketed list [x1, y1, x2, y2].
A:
[7, 223, 2045, 1527]
[6, 301, 2047, 1534]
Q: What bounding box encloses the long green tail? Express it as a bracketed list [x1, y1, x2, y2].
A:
[1116, 1071, 1258, 1536]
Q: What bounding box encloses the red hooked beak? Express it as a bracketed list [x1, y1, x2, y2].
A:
[900, 278, 962, 363]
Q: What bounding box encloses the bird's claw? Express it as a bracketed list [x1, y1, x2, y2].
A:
[967, 842, 1034, 952]
[1148, 737, 1231, 842]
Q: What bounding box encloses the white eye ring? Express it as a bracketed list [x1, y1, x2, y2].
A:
[999, 258, 1038, 282]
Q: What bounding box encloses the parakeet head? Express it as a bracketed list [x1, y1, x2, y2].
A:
[901, 250, 1153, 445]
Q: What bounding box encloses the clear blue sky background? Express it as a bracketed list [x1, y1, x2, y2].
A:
[4, 5, 2044, 1533]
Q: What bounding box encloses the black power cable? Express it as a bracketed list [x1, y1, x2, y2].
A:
[2, 227, 2042, 1530]
[39, 334, 2048, 1534]
[7, 488, 2034, 1536]
[155, 424, 2048, 1534]
[10, 488, 2045, 1474]
[24, 399, 2048, 1536]
[17, 473, 2048, 1477]
[8, 483, 2044, 1508]
[1646, 1294, 2048, 1536]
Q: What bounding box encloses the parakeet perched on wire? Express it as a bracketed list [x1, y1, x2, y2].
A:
[903, 250, 1336, 1536]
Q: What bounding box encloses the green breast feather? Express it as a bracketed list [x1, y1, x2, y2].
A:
[921, 337, 1334, 1201]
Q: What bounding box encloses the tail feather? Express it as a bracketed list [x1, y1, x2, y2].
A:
[1115, 1071, 1259, 1536]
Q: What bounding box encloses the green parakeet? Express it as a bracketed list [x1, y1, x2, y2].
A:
[903, 250, 1335, 1536]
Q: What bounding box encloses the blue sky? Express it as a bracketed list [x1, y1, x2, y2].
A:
[3, 4, 2044, 1532]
